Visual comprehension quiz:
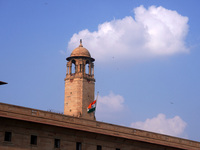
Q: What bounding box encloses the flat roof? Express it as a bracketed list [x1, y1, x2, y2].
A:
[0, 102, 199, 150]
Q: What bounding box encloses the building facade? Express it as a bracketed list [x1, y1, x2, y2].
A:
[0, 102, 200, 150]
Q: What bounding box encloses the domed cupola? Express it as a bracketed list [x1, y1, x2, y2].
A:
[67, 39, 94, 62]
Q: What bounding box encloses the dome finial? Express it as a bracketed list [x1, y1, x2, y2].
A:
[79, 39, 83, 47]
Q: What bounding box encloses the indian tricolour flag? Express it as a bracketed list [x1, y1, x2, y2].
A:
[87, 100, 96, 113]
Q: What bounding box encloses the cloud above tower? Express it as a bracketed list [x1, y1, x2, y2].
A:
[68, 5, 189, 63]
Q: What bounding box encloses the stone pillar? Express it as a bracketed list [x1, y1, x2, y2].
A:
[69, 64, 71, 74]
[89, 63, 91, 75]
[91, 63, 94, 75]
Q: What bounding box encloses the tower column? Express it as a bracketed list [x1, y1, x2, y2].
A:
[64, 40, 95, 120]
[89, 63, 91, 75]
[69, 64, 71, 74]
[91, 63, 94, 75]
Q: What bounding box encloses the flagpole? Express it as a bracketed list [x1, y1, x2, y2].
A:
[94, 91, 99, 118]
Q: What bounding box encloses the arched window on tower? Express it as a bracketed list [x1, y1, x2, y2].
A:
[71, 60, 76, 74]
[85, 60, 89, 75]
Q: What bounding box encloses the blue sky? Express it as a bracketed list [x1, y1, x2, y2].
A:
[1, 0, 200, 141]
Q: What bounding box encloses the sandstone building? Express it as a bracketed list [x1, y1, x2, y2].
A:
[0, 41, 200, 150]
[64, 40, 95, 120]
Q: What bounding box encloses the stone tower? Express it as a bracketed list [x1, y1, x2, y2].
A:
[64, 40, 95, 120]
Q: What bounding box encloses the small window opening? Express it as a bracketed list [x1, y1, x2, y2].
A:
[30, 135, 37, 145]
[71, 60, 76, 74]
[4, 132, 12, 142]
[72, 63, 76, 73]
[54, 139, 60, 148]
[80, 64, 82, 72]
[85, 64, 89, 74]
[76, 142, 82, 150]
[97, 145, 102, 150]
[116, 148, 120, 150]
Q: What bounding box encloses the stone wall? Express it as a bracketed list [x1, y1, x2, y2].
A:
[0, 117, 183, 150]
[64, 76, 95, 120]
[0, 102, 199, 150]
[64, 56, 95, 120]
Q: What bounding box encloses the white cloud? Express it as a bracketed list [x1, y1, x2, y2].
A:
[96, 92, 125, 112]
[95, 92, 127, 123]
[68, 5, 189, 63]
[131, 113, 187, 137]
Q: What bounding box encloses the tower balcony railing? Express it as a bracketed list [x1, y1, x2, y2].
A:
[66, 73, 94, 79]
[84, 73, 94, 78]
[70, 73, 75, 76]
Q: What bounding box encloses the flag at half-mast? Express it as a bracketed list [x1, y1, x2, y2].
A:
[87, 100, 96, 113]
